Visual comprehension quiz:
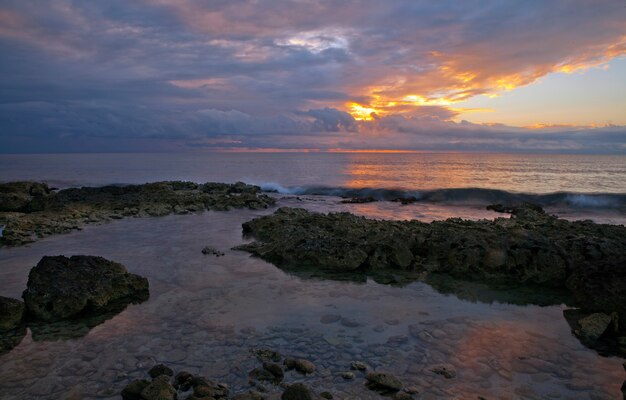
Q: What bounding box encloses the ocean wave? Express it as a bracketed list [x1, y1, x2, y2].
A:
[260, 184, 626, 210]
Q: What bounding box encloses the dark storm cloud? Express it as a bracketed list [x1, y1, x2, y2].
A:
[0, 0, 624, 153]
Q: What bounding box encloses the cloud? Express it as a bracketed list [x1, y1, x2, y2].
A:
[0, 1, 625, 153]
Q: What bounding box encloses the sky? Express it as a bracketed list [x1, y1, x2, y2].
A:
[0, 0, 625, 153]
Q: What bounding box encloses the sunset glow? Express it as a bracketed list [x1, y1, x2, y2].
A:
[0, 1, 624, 153]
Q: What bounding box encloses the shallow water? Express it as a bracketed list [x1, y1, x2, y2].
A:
[0, 199, 624, 399]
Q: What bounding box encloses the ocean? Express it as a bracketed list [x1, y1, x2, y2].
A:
[1, 152, 625, 223]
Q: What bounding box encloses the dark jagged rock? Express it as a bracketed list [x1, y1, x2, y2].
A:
[140, 375, 176, 400]
[366, 371, 403, 392]
[121, 379, 150, 400]
[251, 348, 282, 362]
[0, 296, 24, 331]
[281, 383, 313, 400]
[0, 181, 275, 246]
[0, 325, 26, 355]
[174, 371, 194, 391]
[149, 364, 174, 379]
[262, 362, 284, 380]
[236, 207, 626, 338]
[340, 196, 377, 204]
[23, 255, 149, 321]
[202, 246, 225, 257]
[0, 181, 53, 212]
[391, 197, 418, 205]
[190, 376, 229, 399]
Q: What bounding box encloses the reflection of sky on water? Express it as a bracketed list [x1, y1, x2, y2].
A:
[0, 203, 623, 399]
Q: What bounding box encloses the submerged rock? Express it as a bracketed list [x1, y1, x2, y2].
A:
[284, 358, 316, 374]
[22, 255, 149, 321]
[281, 383, 312, 400]
[0, 296, 24, 331]
[430, 363, 457, 379]
[366, 371, 403, 392]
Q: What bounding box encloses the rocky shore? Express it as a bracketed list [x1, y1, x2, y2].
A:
[236, 205, 626, 354]
[0, 181, 275, 246]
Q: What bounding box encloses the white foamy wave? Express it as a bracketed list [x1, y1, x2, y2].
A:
[564, 194, 617, 208]
[259, 182, 303, 194]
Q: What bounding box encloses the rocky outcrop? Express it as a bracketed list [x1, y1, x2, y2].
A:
[23, 255, 149, 321]
[236, 207, 626, 335]
[0, 181, 275, 246]
[0, 296, 24, 331]
[0, 181, 53, 212]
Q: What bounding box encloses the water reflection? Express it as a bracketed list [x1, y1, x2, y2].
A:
[340, 152, 626, 194]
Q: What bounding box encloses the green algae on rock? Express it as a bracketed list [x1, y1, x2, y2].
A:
[0, 181, 276, 246]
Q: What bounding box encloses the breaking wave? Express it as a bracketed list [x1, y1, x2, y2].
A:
[259, 183, 626, 210]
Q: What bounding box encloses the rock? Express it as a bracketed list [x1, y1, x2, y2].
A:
[201, 246, 225, 256]
[393, 393, 413, 400]
[262, 362, 284, 380]
[0, 296, 24, 331]
[319, 314, 341, 324]
[0, 181, 275, 246]
[149, 364, 174, 379]
[350, 361, 367, 371]
[320, 391, 333, 399]
[22, 255, 149, 321]
[121, 379, 150, 400]
[252, 348, 282, 362]
[341, 371, 355, 380]
[573, 312, 613, 343]
[404, 386, 419, 394]
[249, 368, 278, 383]
[430, 363, 457, 379]
[366, 371, 403, 392]
[191, 377, 229, 399]
[563, 309, 619, 347]
[174, 371, 194, 390]
[281, 383, 312, 400]
[284, 358, 316, 374]
[0, 182, 53, 212]
[140, 375, 176, 400]
[340, 317, 361, 328]
[391, 197, 418, 205]
[340, 196, 377, 204]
